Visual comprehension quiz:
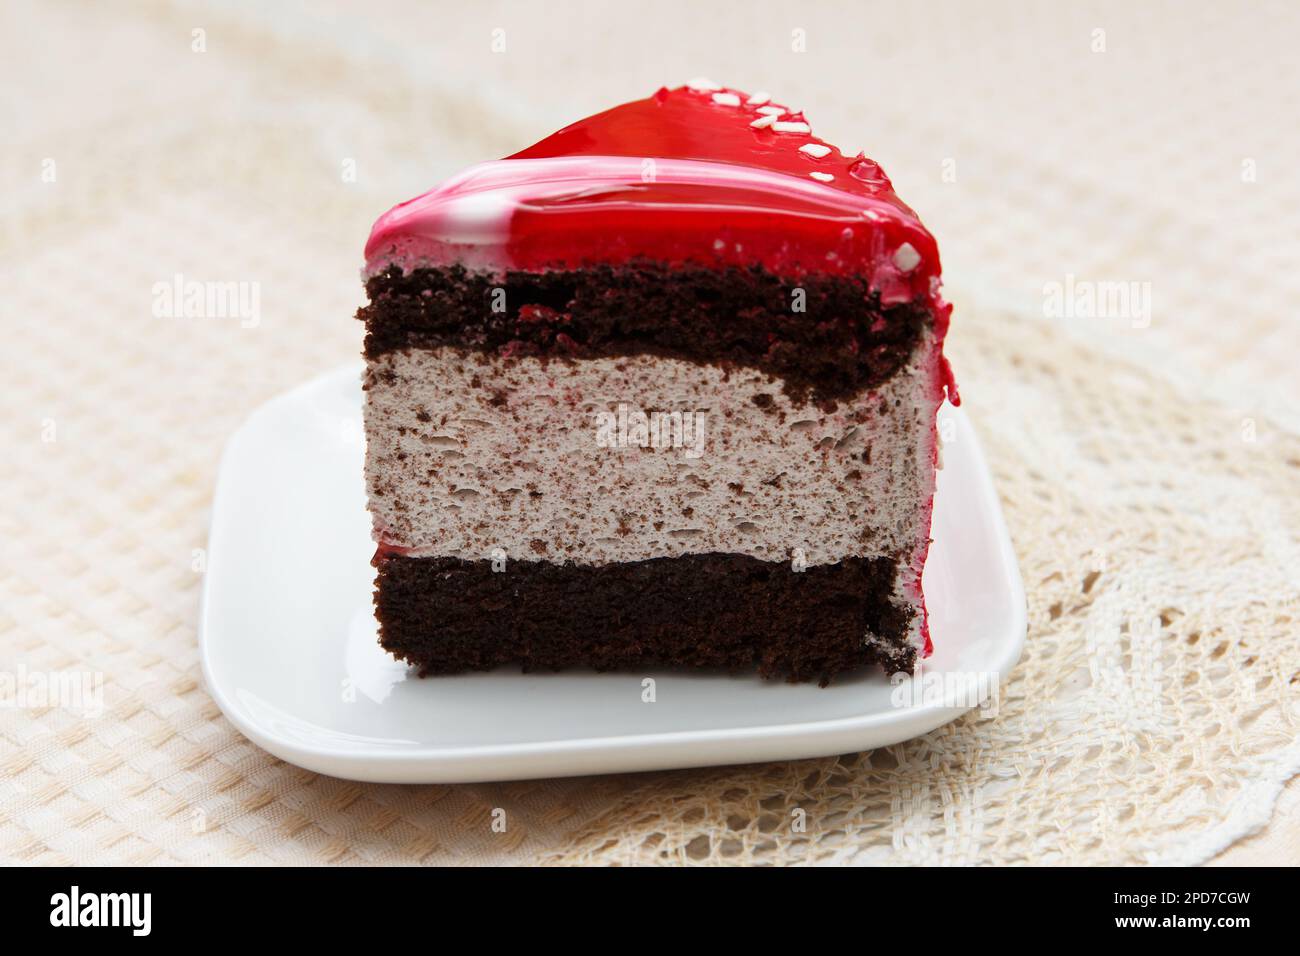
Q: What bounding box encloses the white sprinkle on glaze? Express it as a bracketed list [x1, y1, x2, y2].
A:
[713, 238, 727, 251]
[773, 121, 812, 134]
[799, 143, 832, 158]
[756, 105, 785, 116]
[746, 92, 771, 106]
[809, 171, 834, 183]
[686, 77, 721, 91]
[711, 92, 741, 106]
[894, 242, 922, 272]
[749, 114, 779, 129]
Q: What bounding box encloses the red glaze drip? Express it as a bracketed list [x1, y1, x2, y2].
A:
[366, 82, 957, 403]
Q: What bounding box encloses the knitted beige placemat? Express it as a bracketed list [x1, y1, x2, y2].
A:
[2, 0, 1297, 865]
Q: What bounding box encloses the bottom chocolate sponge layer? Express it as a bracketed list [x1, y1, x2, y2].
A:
[374, 552, 916, 685]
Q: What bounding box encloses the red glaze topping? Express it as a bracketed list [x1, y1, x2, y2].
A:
[366, 82, 955, 400]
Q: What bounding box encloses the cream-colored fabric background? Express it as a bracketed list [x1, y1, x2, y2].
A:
[3, 0, 1298, 865]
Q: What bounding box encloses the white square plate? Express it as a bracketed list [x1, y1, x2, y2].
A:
[200, 365, 1025, 783]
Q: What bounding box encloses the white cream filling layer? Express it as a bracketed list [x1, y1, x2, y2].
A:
[363, 345, 939, 579]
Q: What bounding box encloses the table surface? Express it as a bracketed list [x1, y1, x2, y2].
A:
[2, 0, 1297, 866]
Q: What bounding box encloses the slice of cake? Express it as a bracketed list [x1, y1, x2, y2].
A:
[358, 81, 956, 684]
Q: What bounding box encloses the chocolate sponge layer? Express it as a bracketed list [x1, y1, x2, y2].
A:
[374, 551, 916, 685]
[359, 263, 931, 406]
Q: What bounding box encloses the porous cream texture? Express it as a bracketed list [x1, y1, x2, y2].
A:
[364, 344, 939, 576]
